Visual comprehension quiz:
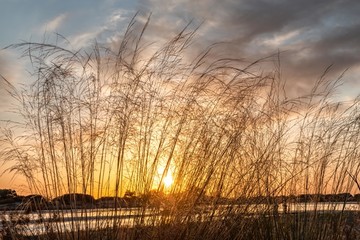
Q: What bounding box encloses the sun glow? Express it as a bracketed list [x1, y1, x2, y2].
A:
[156, 164, 175, 189]
[163, 172, 173, 188]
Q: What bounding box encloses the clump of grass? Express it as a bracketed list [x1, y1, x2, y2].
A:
[1, 14, 360, 240]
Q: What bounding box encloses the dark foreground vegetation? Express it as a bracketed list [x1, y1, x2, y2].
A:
[1, 15, 360, 239]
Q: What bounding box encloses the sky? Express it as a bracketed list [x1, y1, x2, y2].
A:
[1, 0, 360, 191]
[1, 0, 360, 98]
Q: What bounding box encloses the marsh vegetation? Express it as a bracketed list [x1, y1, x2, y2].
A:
[1, 16, 360, 239]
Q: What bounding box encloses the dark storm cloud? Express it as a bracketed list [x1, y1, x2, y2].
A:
[138, 0, 360, 97]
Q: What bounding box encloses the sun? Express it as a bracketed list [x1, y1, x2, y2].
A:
[163, 172, 173, 188]
[156, 164, 174, 189]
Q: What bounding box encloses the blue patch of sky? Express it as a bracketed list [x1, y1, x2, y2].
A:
[0, 0, 136, 47]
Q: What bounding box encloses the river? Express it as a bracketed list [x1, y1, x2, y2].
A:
[1, 202, 359, 236]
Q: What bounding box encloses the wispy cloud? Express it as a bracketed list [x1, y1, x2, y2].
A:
[67, 30, 102, 49]
[41, 13, 68, 32]
[263, 30, 301, 48]
[66, 8, 134, 49]
[0, 49, 26, 110]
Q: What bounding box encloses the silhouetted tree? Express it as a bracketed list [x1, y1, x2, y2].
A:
[0, 189, 17, 199]
[52, 193, 95, 208]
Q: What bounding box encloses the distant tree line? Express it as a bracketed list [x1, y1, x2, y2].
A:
[237, 193, 360, 204]
[1, 189, 360, 212]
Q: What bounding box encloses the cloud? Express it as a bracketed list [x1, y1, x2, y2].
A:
[41, 13, 68, 32]
[0, 49, 21, 88]
[0, 49, 30, 110]
[64, 8, 134, 49]
[0, 49, 26, 112]
[263, 30, 301, 48]
[135, 0, 360, 98]
[67, 30, 102, 49]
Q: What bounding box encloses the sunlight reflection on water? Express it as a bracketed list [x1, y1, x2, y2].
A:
[1, 203, 359, 235]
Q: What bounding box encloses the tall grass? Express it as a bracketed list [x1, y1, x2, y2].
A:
[1, 15, 359, 239]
